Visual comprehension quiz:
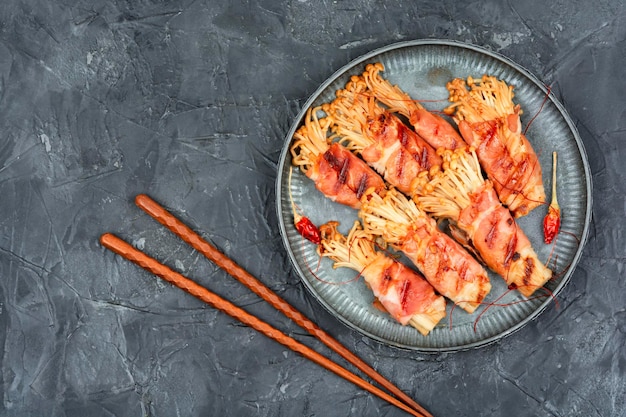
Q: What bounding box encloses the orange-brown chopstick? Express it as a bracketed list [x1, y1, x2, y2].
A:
[100, 233, 426, 417]
[134, 194, 432, 417]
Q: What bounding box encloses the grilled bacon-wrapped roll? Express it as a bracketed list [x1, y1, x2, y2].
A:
[444, 75, 546, 217]
[359, 188, 491, 313]
[290, 107, 386, 209]
[362, 62, 465, 151]
[318, 221, 446, 335]
[324, 74, 442, 195]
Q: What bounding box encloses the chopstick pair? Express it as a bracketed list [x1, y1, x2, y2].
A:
[100, 194, 433, 417]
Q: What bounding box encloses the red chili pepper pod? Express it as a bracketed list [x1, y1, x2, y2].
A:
[288, 166, 322, 245]
[543, 205, 560, 244]
[295, 216, 322, 245]
[543, 152, 561, 244]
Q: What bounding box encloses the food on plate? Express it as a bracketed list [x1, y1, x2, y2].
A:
[318, 220, 447, 335]
[288, 61, 557, 321]
[324, 74, 442, 194]
[289, 107, 491, 313]
[321, 70, 552, 297]
[290, 106, 386, 209]
[362, 62, 465, 151]
[413, 148, 553, 297]
[361, 63, 546, 218]
[359, 187, 491, 313]
[444, 75, 546, 217]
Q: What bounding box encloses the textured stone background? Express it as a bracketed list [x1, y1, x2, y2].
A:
[0, 1, 624, 416]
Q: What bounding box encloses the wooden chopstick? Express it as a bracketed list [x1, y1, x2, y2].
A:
[134, 194, 432, 417]
[100, 233, 426, 417]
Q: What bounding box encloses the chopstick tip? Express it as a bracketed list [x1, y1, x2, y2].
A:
[135, 193, 150, 206]
[100, 233, 121, 250]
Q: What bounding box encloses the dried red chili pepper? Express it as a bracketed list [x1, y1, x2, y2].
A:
[294, 213, 322, 245]
[543, 152, 561, 244]
[288, 167, 322, 245]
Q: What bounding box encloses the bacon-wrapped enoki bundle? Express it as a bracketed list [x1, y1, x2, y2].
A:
[324, 74, 442, 195]
[359, 188, 491, 313]
[362, 63, 465, 151]
[290, 107, 386, 209]
[413, 148, 552, 297]
[318, 221, 446, 335]
[444, 75, 546, 218]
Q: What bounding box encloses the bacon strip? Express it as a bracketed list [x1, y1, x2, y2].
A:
[306, 143, 386, 209]
[458, 182, 552, 296]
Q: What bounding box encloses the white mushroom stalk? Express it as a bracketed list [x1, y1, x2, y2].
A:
[413, 147, 484, 219]
[362, 62, 423, 117]
[445, 75, 518, 122]
[290, 106, 332, 174]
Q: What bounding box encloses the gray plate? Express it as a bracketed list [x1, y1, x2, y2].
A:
[275, 39, 592, 352]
